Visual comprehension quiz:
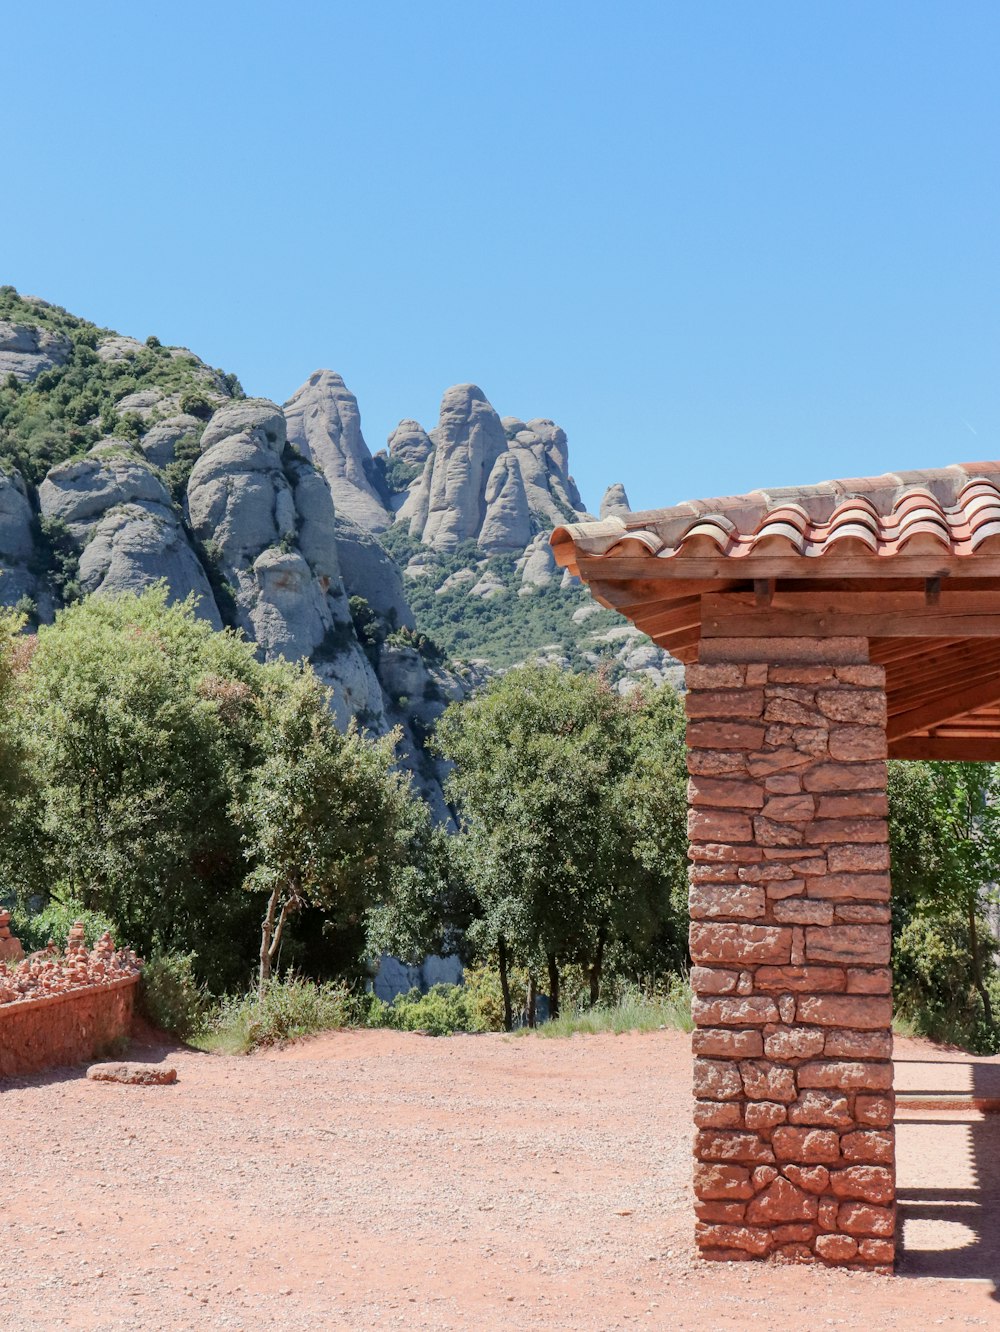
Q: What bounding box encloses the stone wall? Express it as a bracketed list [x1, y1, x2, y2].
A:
[686, 636, 894, 1269]
[0, 974, 139, 1079]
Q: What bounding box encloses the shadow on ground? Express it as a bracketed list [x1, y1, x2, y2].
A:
[896, 1056, 1000, 1297]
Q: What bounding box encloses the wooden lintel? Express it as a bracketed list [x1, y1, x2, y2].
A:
[702, 612, 1000, 639]
[890, 737, 1000, 761]
[925, 577, 942, 606]
[704, 590, 1000, 617]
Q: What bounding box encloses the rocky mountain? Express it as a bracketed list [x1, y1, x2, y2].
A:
[0, 288, 681, 812]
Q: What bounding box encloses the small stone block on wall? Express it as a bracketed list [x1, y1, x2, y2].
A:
[686, 639, 894, 1270]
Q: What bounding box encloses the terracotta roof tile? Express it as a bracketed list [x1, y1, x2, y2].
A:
[551, 461, 1000, 568]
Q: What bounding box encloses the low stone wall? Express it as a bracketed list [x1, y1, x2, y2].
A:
[0, 974, 139, 1079]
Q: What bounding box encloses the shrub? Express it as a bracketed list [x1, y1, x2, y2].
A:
[529, 977, 693, 1038]
[140, 952, 209, 1039]
[894, 911, 999, 1053]
[198, 974, 359, 1054]
[380, 983, 486, 1036]
[11, 899, 116, 953]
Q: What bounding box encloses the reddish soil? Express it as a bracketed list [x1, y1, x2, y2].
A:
[1, 1028, 998, 1330]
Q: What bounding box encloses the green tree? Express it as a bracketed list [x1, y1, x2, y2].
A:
[237, 665, 412, 997]
[434, 666, 687, 1027]
[2, 588, 265, 986]
[889, 759, 1000, 1042]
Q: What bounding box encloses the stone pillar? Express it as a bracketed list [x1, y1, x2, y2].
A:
[686, 638, 894, 1270]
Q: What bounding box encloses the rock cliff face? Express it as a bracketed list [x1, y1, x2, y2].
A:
[284, 371, 392, 533]
[0, 290, 682, 817]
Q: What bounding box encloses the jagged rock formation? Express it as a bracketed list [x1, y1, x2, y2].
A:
[39, 443, 221, 625]
[0, 321, 72, 384]
[0, 290, 684, 818]
[284, 370, 392, 532]
[600, 482, 631, 518]
[0, 468, 44, 613]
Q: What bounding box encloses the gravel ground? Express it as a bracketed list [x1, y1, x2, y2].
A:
[1, 1027, 998, 1330]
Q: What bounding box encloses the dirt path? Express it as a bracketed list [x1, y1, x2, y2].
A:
[1, 1028, 998, 1330]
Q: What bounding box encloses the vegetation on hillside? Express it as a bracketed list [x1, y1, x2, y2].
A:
[0, 287, 242, 484]
[379, 526, 624, 668]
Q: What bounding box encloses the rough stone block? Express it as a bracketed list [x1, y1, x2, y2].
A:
[782, 1164, 829, 1194]
[764, 724, 829, 756]
[835, 666, 885, 687]
[694, 1224, 771, 1256]
[760, 794, 816, 821]
[689, 884, 766, 921]
[806, 873, 890, 902]
[841, 1131, 894, 1165]
[752, 1165, 779, 1190]
[694, 1100, 746, 1128]
[805, 925, 891, 966]
[687, 721, 767, 751]
[834, 904, 891, 924]
[86, 1063, 177, 1086]
[695, 1200, 748, 1222]
[829, 1166, 894, 1203]
[815, 792, 888, 819]
[689, 923, 792, 965]
[746, 748, 815, 777]
[795, 994, 892, 1029]
[823, 1029, 893, 1059]
[815, 1234, 858, 1261]
[744, 1101, 788, 1132]
[787, 1090, 853, 1129]
[855, 1094, 894, 1127]
[772, 900, 835, 926]
[764, 698, 823, 726]
[693, 1058, 744, 1101]
[752, 816, 809, 847]
[768, 666, 837, 684]
[753, 965, 845, 992]
[689, 842, 763, 864]
[846, 967, 892, 995]
[689, 775, 766, 809]
[816, 690, 886, 725]
[763, 1027, 826, 1060]
[771, 1127, 841, 1164]
[746, 1177, 817, 1223]
[739, 1061, 798, 1103]
[690, 966, 740, 995]
[696, 1131, 776, 1165]
[693, 1028, 764, 1058]
[797, 1060, 893, 1091]
[764, 773, 804, 794]
[688, 749, 749, 776]
[827, 844, 891, 873]
[686, 689, 765, 719]
[688, 808, 755, 842]
[691, 995, 781, 1027]
[827, 726, 887, 760]
[857, 1237, 895, 1263]
[837, 1202, 895, 1236]
[686, 663, 746, 690]
[802, 761, 887, 793]
[693, 1162, 755, 1200]
[805, 818, 888, 846]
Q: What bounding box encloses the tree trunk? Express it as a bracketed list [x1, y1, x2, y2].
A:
[527, 975, 537, 1028]
[497, 934, 513, 1033]
[258, 884, 282, 999]
[968, 896, 995, 1031]
[589, 926, 607, 1008]
[546, 952, 560, 1022]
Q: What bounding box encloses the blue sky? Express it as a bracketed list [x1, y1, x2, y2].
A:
[4, 2, 998, 514]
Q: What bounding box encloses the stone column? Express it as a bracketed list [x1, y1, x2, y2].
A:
[686, 637, 894, 1269]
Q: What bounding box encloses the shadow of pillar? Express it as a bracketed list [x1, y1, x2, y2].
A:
[896, 1058, 1000, 1294]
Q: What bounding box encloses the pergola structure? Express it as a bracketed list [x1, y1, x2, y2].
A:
[552, 461, 1000, 1270]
